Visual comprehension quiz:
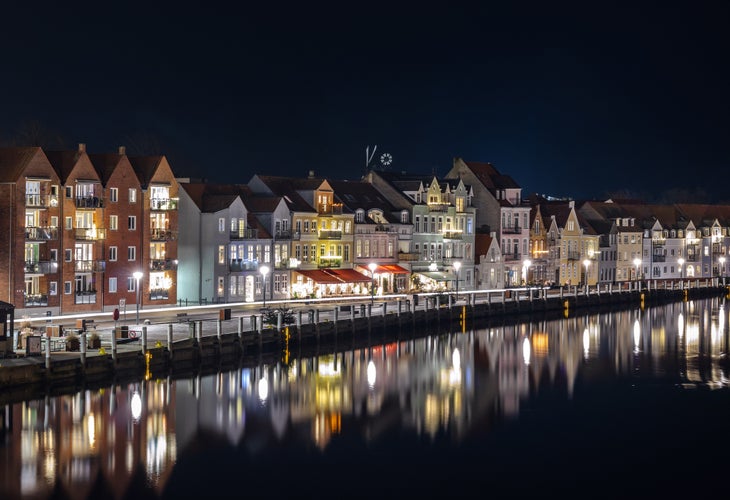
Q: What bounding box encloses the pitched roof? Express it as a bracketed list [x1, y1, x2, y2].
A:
[461, 159, 522, 191]
[87, 152, 125, 185]
[128, 155, 165, 189]
[44, 149, 83, 184]
[0, 147, 43, 182]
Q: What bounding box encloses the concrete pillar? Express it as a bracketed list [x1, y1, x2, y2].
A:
[80, 331, 87, 367]
[111, 327, 117, 361]
[167, 324, 173, 353]
[277, 311, 283, 330]
[45, 335, 51, 369]
[217, 319, 222, 341]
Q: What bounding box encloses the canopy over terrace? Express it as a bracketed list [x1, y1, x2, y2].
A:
[356, 264, 410, 293]
[293, 268, 371, 298]
[412, 271, 455, 291]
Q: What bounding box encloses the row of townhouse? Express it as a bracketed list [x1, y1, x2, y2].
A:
[0, 144, 180, 317]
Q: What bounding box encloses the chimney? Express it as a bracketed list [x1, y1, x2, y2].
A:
[118, 146, 126, 155]
[308, 170, 315, 178]
[490, 231, 496, 238]
[78, 143, 86, 153]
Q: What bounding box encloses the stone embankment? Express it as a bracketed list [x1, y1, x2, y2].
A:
[0, 284, 726, 405]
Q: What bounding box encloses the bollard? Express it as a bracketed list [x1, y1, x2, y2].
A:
[277, 311, 283, 331]
[189, 321, 196, 339]
[217, 319, 222, 341]
[111, 326, 117, 361]
[167, 324, 173, 354]
[142, 326, 148, 354]
[196, 321, 202, 342]
[383, 302, 387, 316]
[45, 335, 51, 369]
[238, 316, 245, 351]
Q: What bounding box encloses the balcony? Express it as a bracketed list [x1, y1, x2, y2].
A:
[398, 252, 420, 262]
[712, 244, 726, 255]
[651, 238, 666, 247]
[230, 227, 258, 240]
[150, 228, 175, 241]
[502, 225, 521, 234]
[74, 290, 97, 304]
[318, 204, 343, 216]
[150, 197, 178, 211]
[565, 251, 581, 261]
[150, 258, 178, 271]
[318, 258, 342, 268]
[274, 230, 292, 239]
[75, 260, 106, 272]
[25, 194, 59, 208]
[652, 254, 666, 262]
[24, 294, 48, 307]
[24, 260, 58, 274]
[75, 228, 106, 241]
[25, 226, 59, 241]
[374, 225, 396, 233]
[150, 289, 169, 300]
[75, 196, 104, 209]
[229, 259, 259, 272]
[503, 252, 522, 262]
[319, 230, 342, 240]
[442, 230, 462, 240]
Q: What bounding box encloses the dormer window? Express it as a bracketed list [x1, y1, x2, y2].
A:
[400, 210, 409, 224]
[355, 209, 365, 223]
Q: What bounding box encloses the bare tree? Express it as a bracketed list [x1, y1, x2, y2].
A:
[120, 131, 164, 156]
[1, 119, 67, 148]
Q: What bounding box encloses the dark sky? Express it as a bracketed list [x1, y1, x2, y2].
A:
[2, 2, 728, 202]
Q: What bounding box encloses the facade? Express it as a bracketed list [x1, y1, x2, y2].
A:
[474, 232, 504, 289]
[0, 144, 179, 317]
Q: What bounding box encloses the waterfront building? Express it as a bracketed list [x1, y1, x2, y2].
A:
[0, 144, 179, 316]
[474, 232, 504, 289]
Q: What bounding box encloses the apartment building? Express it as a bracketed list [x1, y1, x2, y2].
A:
[0, 144, 179, 317]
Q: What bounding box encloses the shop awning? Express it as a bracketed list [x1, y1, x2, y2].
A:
[295, 269, 343, 284]
[327, 268, 372, 283]
[377, 264, 410, 274]
[415, 271, 454, 282]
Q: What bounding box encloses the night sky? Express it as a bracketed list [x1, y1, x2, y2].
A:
[2, 2, 728, 202]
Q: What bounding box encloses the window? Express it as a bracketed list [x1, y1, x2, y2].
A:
[65, 217, 72, 230]
[129, 188, 137, 203]
[50, 216, 58, 227]
[65, 186, 72, 198]
[64, 281, 72, 294]
[110, 215, 118, 230]
[109, 246, 117, 261]
[127, 277, 136, 292]
[64, 249, 72, 262]
[50, 249, 58, 262]
[128, 216, 136, 230]
[110, 187, 118, 202]
[128, 246, 136, 261]
[108, 277, 117, 293]
[219, 218, 225, 232]
[218, 245, 225, 264]
[49, 282, 57, 295]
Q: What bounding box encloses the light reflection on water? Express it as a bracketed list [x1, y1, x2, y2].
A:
[2, 297, 730, 498]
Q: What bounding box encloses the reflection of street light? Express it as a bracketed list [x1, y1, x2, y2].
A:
[368, 262, 377, 306]
[260, 265, 270, 308]
[522, 259, 531, 286]
[453, 261, 461, 299]
[678, 257, 684, 280]
[583, 259, 590, 288]
[633, 258, 641, 281]
[133, 271, 143, 324]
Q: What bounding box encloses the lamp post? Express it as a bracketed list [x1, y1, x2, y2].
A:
[133, 271, 143, 324]
[260, 265, 270, 308]
[720, 256, 726, 284]
[522, 259, 531, 286]
[677, 257, 684, 280]
[368, 262, 377, 306]
[582, 258, 590, 290]
[453, 261, 461, 300]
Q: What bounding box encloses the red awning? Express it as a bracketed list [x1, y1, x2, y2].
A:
[295, 269, 343, 284]
[378, 264, 409, 274]
[327, 268, 372, 283]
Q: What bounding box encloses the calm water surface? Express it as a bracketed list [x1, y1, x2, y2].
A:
[2, 297, 730, 499]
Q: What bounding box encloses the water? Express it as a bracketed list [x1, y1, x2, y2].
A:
[1, 297, 729, 499]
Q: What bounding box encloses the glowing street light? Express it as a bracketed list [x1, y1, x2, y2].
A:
[260, 265, 270, 308]
[368, 262, 377, 306]
[133, 271, 143, 324]
[453, 261, 461, 300]
[633, 258, 642, 281]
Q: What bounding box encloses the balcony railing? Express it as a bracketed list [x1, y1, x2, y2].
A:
[150, 258, 178, 271]
[712, 244, 726, 255]
[230, 227, 258, 240]
[24, 260, 58, 274]
[426, 202, 450, 212]
[502, 225, 521, 234]
[504, 252, 522, 261]
[319, 230, 342, 240]
[229, 259, 259, 272]
[565, 251, 581, 260]
[317, 204, 343, 215]
[74, 290, 97, 304]
[75, 196, 104, 209]
[652, 254, 666, 262]
[150, 197, 178, 211]
[150, 228, 175, 241]
[150, 289, 169, 300]
[75, 260, 106, 272]
[75, 228, 106, 240]
[398, 252, 420, 262]
[24, 294, 48, 307]
[25, 226, 59, 241]
[442, 230, 462, 240]
[318, 259, 342, 268]
[25, 194, 59, 208]
[652, 238, 666, 247]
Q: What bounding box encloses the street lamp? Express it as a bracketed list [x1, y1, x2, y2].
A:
[453, 261, 461, 300]
[583, 259, 590, 289]
[633, 258, 641, 281]
[522, 259, 531, 286]
[677, 257, 684, 280]
[368, 262, 377, 306]
[133, 271, 143, 324]
[260, 265, 270, 308]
